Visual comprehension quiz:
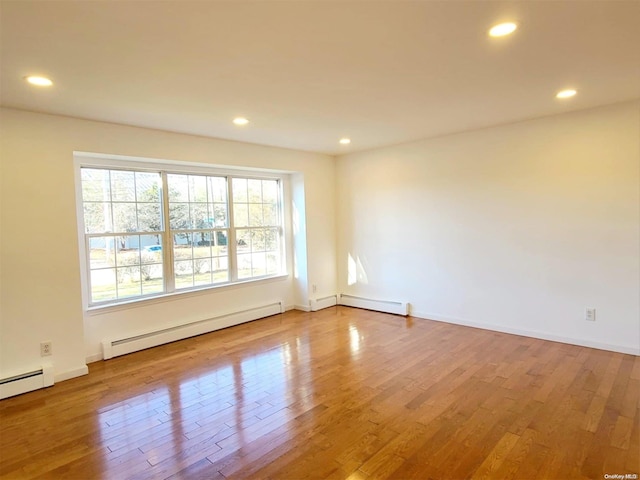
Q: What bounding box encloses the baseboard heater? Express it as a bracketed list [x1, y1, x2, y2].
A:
[310, 295, 338, 311]
[102, 301, 284, 360]
[338, 294, 408, 316]
[0, 365, 54, 400]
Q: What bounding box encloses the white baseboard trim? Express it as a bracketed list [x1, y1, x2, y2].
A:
[54, 365, 89, 382]
[411, 310, 640, 356]
[293, 304, 311, 312]
[86, 353, 103, 364]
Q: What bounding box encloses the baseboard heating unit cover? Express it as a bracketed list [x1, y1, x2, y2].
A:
[338, 294, 408, 316]
[0, 365, 54, 400]
[310, 295, 338, 311]
[102, 301, 284, 359]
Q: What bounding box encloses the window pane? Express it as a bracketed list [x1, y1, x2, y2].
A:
[141, 235, 162, 264]
[91, 268, 116, 303]
[190, 203, 209, 229]
[265, 228, 278, 252]
[208, 177, 226, 203]
[174, 254, 193, 270]
[266, 253, 279, 274]
[89, 237, 116, 269]
[169, 203, 190, 230]
[249, 203, 264, 227]
[174, 260, 194, 289]
[174, 243, 193, 261]
[237, 253, 252, 279]
[111, 171, 136, 202]
[136, 172, 160, 202]
[142, 269, 163, 295]
[115, 237, 140, 267]
[263, 204, 277, 226]
[236, 230, 250, 253]
[213, 203, 228, 227]
[117, 266, 141, 298]
[113, 203, 137, 232]
[234, 203, 249, 227]
[174, 241, 192, 260]
[189, 175, 207, 202]
[139, 232, 163, 294]
[173, 232, 191, 249]
[82, 169, 110, 202]
[193, 232, 212, 258]
[84, 203, 112, 233]
[141, 251, 161, 266]
[214, 231, 228, 255]
[252, 253, 266, 276]
[251, 229, 266, 252]
[194, 258, 212, 286]
[232, 178, 247, 202]
[212, 256, 228, 283]
[262, 180, 278, 204]
[137, 203, 162, 231]
[193, 257, 211, 274]
[167, 174, 189, 202]
[248, 179, 262, 202]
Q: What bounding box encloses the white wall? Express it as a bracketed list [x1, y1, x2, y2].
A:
[291, 173, 309, 309]
[337, 101, 640, 354]
[0, 108, 336, 380]
[2, 100, 636, 386]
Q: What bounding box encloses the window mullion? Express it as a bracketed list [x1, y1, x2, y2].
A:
[227, 176, 238, 282]
[161, 172, 175, 293]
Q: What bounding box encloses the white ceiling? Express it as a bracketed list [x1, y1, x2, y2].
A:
[1, 1, 639, 155]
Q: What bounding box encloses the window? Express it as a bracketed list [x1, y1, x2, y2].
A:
[167, 173, 230, 289]
[232, 178, 282, 279]
[79, 163, 285, 307]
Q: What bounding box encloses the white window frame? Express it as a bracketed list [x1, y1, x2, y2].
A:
[74, 153, 289, 311]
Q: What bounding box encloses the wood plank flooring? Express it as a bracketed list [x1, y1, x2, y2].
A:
[1, 306, 638, 479]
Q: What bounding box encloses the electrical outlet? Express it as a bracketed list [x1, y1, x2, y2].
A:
[40, 341, 52, 356]
[585, 308, 596, 322]
[312, 284, 317, 293]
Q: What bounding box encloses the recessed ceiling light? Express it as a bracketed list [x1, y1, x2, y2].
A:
[233, 117, 249, 126]
[339, 138, 351, 145]
[25, 75, 53, 87]
[556, 89, 577, 99]
[489, 22, 518, 37]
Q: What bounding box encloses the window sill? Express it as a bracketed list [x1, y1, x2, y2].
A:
[85, 273, 289, 316]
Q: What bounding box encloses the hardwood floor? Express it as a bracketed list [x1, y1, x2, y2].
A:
[1, 306, 638, 479]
